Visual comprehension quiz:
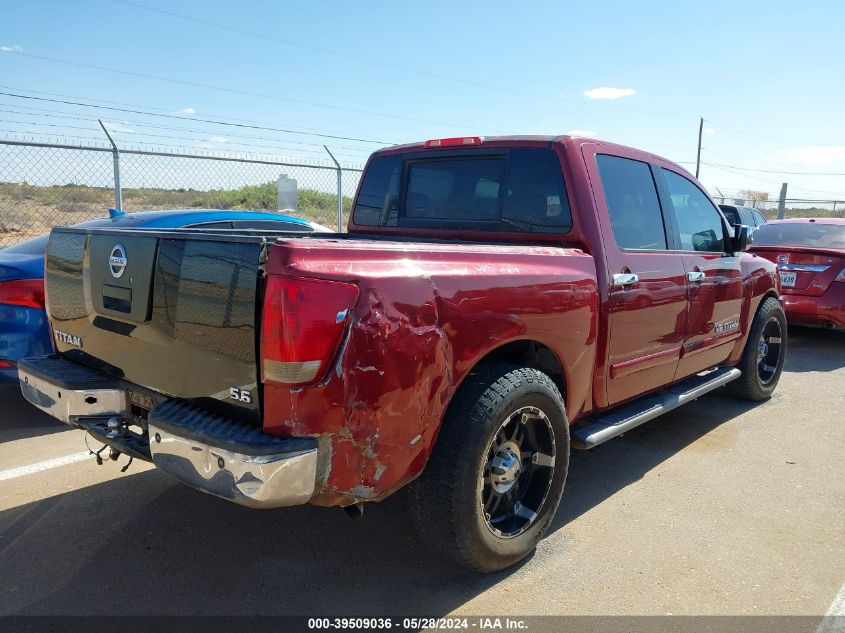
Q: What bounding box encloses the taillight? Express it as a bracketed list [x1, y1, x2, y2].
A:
[423, 136, 482, 148]
[835, 268, 845, 282]
[0, 279, 45, 309]
[261, 276, 359, 386]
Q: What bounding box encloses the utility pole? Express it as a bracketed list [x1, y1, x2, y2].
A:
[777, 183, 788, 220]
[695, 116, 703, 179]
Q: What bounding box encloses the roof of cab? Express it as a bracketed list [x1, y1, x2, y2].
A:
[378, 135, 564, 154]
[376, 134, 679, 161]
[372, 134, 694, 179]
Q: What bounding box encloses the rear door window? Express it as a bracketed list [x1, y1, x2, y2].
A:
[662, 169, 726, 252]
[596, 154, 668, 250]
[352, 148, 571, 233]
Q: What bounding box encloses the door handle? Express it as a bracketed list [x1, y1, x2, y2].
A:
[612, 273, 639, 287]
[687, 271, 706, 283]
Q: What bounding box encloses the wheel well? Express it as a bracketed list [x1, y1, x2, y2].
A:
[757, 289, 781, 314]
[474, 340, 567, 399]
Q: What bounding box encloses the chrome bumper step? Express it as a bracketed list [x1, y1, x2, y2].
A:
[18, 356, 126, 426]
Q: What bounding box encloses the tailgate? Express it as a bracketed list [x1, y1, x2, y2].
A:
[45, 227, 266, 423]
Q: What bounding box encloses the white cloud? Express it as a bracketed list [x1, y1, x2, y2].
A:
[583, 87, 637, 100]
[703, 127, 716, 134]
[781, 146, 845, 167]
[179, 107, 196, 115]
[103, 121, 134, 134]
[208, 136, 227, 143]
[1, 44, 24, 53]
[197, 143, 214, 149]
[568, 129, 596, 137]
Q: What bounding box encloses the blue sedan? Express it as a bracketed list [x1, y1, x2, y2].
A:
[0, 208, 326, 383]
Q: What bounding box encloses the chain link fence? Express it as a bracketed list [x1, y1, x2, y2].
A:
[0, 139, 363, 248]
[4, 138, 842, 250]
[713, 194, 844, 219]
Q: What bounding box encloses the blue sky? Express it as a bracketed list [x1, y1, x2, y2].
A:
[2, 0, 844, 199]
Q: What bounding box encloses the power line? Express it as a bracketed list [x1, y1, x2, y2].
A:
[4, 50, 505, 132]
[0, 105, 373, 154]
[0, 89, 392, 145]
[702, 161, 845, 176]
[112, 0, 695, 120]
[113, 0, 531, 97]
[701, 163, 788, 187]
[0, 130, 362, 165]
[704, 118, 844, 148]
[0, 84, 392, 139]
[0, 117, 367, 159]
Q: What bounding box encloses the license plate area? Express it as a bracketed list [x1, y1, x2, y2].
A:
[779, 272, 797, 287]
[127, 387, 164, 430]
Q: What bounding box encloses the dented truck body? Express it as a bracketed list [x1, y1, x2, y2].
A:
[20, 136, 783, 566]
[263, 237, 598, 504]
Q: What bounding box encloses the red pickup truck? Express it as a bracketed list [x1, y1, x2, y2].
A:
[19, 135, 786, 572]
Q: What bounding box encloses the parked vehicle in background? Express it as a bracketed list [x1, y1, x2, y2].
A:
[749, 218, 845, 330]
[719, 204, 768, 235]
[18, 135, 786, 573]
[0, 209, 325, 383]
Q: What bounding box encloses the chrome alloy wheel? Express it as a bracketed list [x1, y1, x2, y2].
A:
[478, 406, 556, 539]
[757, 316, 783, 385]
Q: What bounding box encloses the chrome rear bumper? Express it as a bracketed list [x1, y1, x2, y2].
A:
[18, 356, 318, 509]
[148, 422, 317, 508]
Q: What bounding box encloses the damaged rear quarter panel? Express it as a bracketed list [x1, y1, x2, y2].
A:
[262, 238, 598, 505]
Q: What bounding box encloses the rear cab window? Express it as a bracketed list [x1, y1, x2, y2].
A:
[352, 148, 572, 234]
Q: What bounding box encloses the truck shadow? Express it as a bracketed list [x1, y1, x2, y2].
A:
[783, 326, 845, 373]
[1, 391, 760, 616]
[0, 386, 67, 443]
[552, 392, 758, 532]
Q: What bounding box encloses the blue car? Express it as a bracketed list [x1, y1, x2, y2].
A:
[0, 208, 326, 383]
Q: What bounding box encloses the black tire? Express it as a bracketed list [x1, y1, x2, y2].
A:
[408, 362, 569, 573]
[727, 296, 788, 401]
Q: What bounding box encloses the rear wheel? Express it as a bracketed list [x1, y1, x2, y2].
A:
[408, 363, 569, 573]
[728, 296, 787, 401]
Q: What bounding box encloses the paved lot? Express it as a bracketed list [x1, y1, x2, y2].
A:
[0, 328, 842, 619]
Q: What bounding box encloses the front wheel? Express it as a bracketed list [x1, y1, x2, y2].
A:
[408, 363, 569, 573]
[727, 296, 788, 401]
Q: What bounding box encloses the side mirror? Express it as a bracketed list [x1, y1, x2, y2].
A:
[731, 224, 750, 253]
